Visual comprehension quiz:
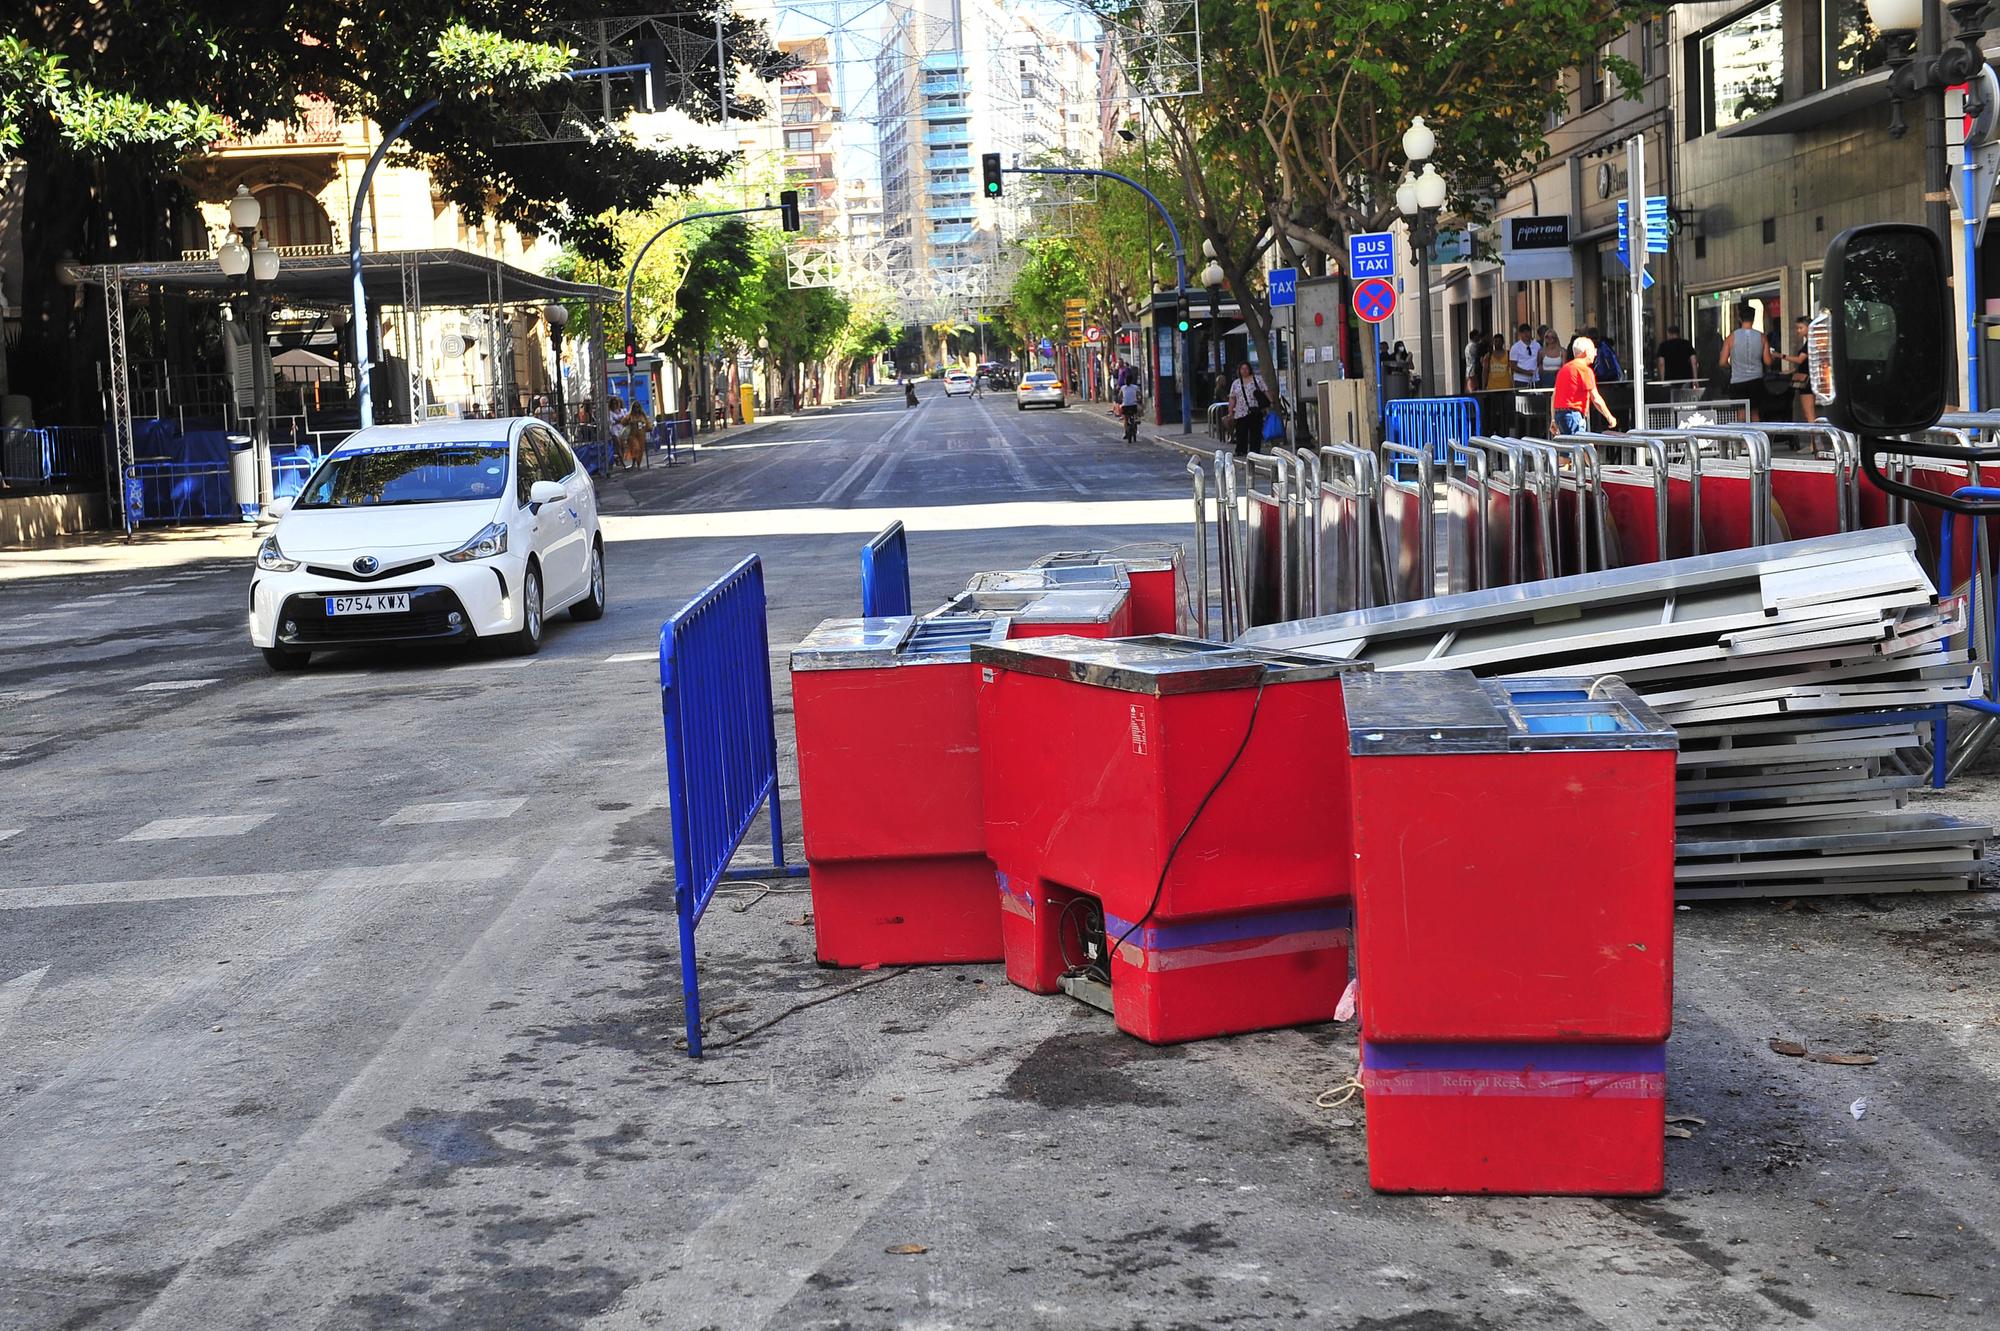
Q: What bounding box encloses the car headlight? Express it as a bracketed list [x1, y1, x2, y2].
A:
[442, 521, 509, 563]
[256, 535, 300, 572]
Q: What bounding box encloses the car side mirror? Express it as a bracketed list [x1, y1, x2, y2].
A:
[528, 480, 567, 508]
[1818, 223, 1949, 436]
[266, 497, 293, 519]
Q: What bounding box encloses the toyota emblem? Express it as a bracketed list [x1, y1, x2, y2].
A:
[353, 555, 380, 575]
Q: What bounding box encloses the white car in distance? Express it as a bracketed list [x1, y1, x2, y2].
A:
[248, 417, 605, 671]
[943, 371, 974, 397]
[1016, 371, 1066, 410]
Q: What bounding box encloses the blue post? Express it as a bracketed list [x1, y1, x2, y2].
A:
[1967, 159, 1982, 413]
[1372, 322, 1384, 442]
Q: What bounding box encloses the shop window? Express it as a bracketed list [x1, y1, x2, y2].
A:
[1822, 0, 1886, 87]
[1698, 2, 1786, 134]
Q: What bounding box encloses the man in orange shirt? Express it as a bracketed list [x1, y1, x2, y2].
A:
[1551, 336, 1618, 435]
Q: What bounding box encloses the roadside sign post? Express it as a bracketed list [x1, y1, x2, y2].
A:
[1348, 235, 1398, 436]
[1270, 267, 1298, 427]
[1614, 143, 1666, 433]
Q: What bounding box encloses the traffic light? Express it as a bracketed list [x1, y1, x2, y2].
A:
[1175, 300, 1191, 334]
[981, 152, 1003, 198]
[624, 322, 638, 370]
[779, 189, 801, 233]
[635, 38, 671, 112]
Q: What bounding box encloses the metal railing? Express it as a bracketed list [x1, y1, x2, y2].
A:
[861, 521, 912, 617]
[1384, 396, 1482, 477]
[1, 426, 105, 489]
[657, 555, 804, 1058]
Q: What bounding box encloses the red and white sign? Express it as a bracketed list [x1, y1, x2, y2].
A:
[1085, 324, 1104, 344]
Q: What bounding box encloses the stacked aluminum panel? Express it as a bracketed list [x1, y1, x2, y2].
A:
[1242, 529, 1991, 900]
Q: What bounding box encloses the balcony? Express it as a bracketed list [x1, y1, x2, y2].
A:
[920, 78, 969, 95]
[926, 153, 970, 170]
[922, 128, 971, 146]
[213, 97, 347, 151]
[920, 52, 966, 72]
[928, 226, 977, 245]
[924, 104, 971, 121]
[925, 205, 975, 220]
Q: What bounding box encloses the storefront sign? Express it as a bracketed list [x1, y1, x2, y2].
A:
[1503, 214, 1574, 282]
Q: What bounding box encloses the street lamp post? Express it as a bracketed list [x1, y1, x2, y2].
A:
[1396, 119, 1448, 397]
[217, 184, 281, 511]
[1201, 247, 1226, 398]
[543, 301, 570, 431]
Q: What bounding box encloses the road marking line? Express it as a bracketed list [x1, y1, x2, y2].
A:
[0, 829, 19, 844]
[85, 591, 148, 600]
[1, 871, 312, 911]
[123, 813, 278, 841]
[0, 689, 64, 705]
[382, 797, 525, 826]
[604, 651, 655, 663]
[454, 657, 537, 670]
[130, 678, 220, 693]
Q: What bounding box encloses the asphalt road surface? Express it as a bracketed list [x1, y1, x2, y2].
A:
[3, 387, 1997, 1330]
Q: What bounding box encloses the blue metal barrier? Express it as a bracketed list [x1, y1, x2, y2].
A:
[125, 460, 236, 525]
[860, 520, 912, 617]
[1385, 397, 1483, 477]
[2, 426, 106, 487]
[574, 440, 613, 477]
[1932, 488, 2000, 786]
[659, 555, 806, 1057]
[654, 419, 692, 464]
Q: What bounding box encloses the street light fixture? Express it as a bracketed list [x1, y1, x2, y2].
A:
[543, 300, 570, 430]
[1397, 128, 1447, 397]
[1869, 0, 1990, 137]
[214, 185, 280, 513]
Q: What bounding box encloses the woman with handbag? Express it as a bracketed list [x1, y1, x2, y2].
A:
[1227, 362, 1268, 457]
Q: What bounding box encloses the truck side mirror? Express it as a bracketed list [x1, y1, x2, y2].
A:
[1818, 223, 1949, 436]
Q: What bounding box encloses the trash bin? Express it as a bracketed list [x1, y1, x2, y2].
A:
[227, 434, 257, 521]
[930, 585, 1132, 639]
[972, 634, 1367, 1043]
[1032, 545, 1188, 635]
[739, 383, 756, 424]
[790, 614, 1013, 966]
[1342, 670, 1677, 1196]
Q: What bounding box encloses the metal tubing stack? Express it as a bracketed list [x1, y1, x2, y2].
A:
[1243, 528, 1992, 900]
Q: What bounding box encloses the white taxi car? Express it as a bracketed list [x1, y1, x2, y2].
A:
[248, 417, 604, 670]
[1016, 371, 1066, 410]
[943, 370, 975, 397]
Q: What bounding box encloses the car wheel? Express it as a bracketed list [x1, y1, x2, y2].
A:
[1017, 403, 1025, 411]
[507, 562, 545, 655]
[570, 540, 607, 621]
[261, 645, 310, 672]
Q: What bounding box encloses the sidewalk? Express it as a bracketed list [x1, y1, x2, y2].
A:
[0, 521, 261, 582]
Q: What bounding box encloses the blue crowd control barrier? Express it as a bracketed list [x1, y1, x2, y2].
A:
[125, 460, 236, 525]
[1932, 487, 2000, 787]
[574, 440, 613, 477]
[860, 520, 912, 617]
[658, 555, 807, 1057]
[1385, 397, 1482, 477]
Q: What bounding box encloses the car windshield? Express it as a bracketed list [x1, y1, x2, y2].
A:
[295, 442, 511, 509]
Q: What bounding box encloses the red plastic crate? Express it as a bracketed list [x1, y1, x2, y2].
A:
[1362, 1038, 1666, 1196]
[1345, 672, 1678, 1045]
[791, 616, 1012, 966]
[974, 635, 1363, 1041]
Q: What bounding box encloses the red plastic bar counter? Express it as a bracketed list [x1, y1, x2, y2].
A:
[1031, 545, 1188, 635]
[972, 635, 1367, 1043]
[1343, 670, 1677, 1196]
[790, 615, 1012, 966]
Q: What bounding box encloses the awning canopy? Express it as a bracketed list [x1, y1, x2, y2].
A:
[75, 248, 616, 309]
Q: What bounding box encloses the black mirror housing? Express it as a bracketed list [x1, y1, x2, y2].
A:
[1820, 223, 1950, 436]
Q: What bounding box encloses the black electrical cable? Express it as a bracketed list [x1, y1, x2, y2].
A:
[1106, 676, 1269, 973]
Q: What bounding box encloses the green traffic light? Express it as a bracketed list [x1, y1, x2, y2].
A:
[1176, 319, 1190, 332]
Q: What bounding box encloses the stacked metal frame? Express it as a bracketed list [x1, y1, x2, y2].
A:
[1242, 529, 1990, 900]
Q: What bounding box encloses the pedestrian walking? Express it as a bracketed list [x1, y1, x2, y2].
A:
[1595, 331, 1625, 382]
[1226, 362, 1268, 457]
[1720, 303, 1773, 419]
[1463, 329, 1486, 395]
[1551, 337, 1617, 436]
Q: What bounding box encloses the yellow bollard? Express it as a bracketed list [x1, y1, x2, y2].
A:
[739, 384, 756, 424]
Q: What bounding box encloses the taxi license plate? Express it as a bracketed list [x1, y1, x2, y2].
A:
[325, 593, 411, 616]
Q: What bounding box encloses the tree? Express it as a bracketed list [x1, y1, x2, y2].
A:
[658, 217, 768, 425]
[1093, 0, 1655, 405]
[757, 235, 849, 407]
[1002, 239, 1089, 361]
[2, 4, 788, 419]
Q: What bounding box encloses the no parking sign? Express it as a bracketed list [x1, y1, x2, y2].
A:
[1353, 278, 1397, 324]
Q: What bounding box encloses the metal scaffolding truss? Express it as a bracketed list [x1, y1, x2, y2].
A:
[1083, 0, 1204, 98]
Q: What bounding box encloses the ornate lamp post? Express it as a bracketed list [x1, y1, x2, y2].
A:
[543, 301, 570, 429]
[217, 185, 281, 509]
[1395, 119, 1448, 396]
